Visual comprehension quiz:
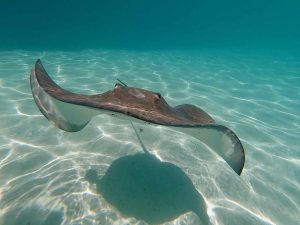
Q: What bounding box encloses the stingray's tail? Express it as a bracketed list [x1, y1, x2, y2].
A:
[116, 78, 128, 87]
[130, 121, 149, 154]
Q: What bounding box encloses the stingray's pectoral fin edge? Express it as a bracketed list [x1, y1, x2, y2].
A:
[30, 65, 96, 132]
[220, 126, 245, 175]
[207, 125, 245, 175]
[174, 125, 245, 175]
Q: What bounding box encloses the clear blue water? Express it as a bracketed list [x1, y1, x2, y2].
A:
[0, 1, 300, 225]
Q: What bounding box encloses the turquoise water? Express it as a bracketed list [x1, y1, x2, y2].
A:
[0, 1, 300, 225]
[0, 50, 299, 224]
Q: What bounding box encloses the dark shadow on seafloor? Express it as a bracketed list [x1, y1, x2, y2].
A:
[85, 153, 211, 225]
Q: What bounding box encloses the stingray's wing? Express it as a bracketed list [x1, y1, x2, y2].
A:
[173, 125, 245, 175]
[30, 60, 245, 175]
[30, 63, 99, 132]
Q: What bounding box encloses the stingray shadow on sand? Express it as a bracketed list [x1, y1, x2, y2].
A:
[85, 152, 212, 225]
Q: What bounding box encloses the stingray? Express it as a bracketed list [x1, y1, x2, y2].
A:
[30, 59, 245, 175]
[85, 122, 212, 224]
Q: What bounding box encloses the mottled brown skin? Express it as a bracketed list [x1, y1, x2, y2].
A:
[33, 59, 245, 175]
[34, 59, 215, 126]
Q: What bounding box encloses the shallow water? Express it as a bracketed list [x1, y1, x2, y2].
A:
[0, 50, 299, 224]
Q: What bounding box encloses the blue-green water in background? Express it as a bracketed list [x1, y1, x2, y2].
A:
[1, 0, 300, 52]
[0, 1, 300, 225]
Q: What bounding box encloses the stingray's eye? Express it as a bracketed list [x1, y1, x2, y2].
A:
[114, 83, 123, 89]
[154, 93, 161, 99]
